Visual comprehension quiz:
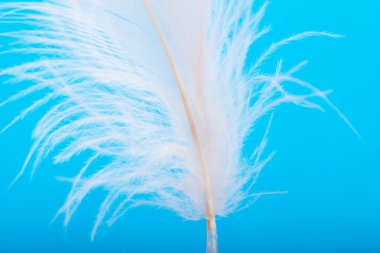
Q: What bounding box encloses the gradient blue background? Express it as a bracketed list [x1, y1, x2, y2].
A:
[0, 0, 379, 252]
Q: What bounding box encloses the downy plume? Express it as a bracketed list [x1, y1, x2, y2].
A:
[0, 1, 357, 252]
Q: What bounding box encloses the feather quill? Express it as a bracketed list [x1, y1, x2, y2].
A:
[0, 1, 355, 252]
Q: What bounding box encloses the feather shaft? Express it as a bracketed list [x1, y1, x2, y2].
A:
[142, 0, 217, 245]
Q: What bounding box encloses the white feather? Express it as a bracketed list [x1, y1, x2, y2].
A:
[0, 0, 354, 244]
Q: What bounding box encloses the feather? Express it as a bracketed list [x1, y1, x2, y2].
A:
[0, 1, 356, 252]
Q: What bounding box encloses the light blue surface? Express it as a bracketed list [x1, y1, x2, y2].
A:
[0, 1, 379, 252]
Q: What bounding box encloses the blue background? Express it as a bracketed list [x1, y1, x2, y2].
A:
[0, 0, 379, 252]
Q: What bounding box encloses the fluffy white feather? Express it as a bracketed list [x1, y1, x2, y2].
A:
[0, 0, 355, 250]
